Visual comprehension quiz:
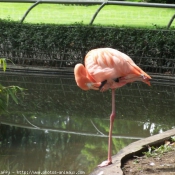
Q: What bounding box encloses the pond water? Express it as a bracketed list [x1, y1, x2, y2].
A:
[0, 73, 175, 175]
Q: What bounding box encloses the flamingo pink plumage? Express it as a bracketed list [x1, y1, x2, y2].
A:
[74, 48, 151, 167]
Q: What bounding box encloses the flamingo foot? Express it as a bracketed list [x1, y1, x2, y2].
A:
[98, 160, 112, 167]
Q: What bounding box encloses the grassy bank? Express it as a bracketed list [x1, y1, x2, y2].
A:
[0, 2, 175, 28]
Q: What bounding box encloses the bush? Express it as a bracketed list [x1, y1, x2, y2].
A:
[0, 19, 175, 74]
[146, 0, 175, 3]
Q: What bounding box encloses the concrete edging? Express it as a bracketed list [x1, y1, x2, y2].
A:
[90, 128, 175, 175]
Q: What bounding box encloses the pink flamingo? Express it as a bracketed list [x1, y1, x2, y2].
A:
[74, 48, 151, 167]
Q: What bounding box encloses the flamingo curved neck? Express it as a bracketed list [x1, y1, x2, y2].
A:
[74, 64, 91, 90]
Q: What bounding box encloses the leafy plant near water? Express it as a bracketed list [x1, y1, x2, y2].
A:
[143, 136, 175, 157]
[0, 58, 7, 72]
[0, 58, 25, 112]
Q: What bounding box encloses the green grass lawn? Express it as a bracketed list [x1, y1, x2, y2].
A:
[0, 2, 175, 28]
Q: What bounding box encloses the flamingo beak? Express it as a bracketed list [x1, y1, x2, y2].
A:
[86, 82, 101, 90]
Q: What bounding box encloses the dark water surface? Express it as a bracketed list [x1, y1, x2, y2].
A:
[0, 73, 175, 175]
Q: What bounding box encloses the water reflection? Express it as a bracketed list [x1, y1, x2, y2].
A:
[0, 73, 175, 174]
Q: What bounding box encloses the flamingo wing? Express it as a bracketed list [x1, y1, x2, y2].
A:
[85, 48, 141, 82]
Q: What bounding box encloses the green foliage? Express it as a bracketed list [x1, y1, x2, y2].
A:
[143, 145, 173, 157]
[0, 58, 7, 71]
[0, 85, 25, 111]
[128, 0, 175, 3]
[125, 0, 145, 1]
[0, 58, 25, 113]
[143, 137, 175, 157]
[171, 136, 175, 142]
[0, 19, 175, 74]
[146, 0, 175, 3]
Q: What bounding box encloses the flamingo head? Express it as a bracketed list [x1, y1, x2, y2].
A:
[74, 64, 100, 90]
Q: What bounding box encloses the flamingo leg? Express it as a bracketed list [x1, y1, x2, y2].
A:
[98, 89, 116, 167]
